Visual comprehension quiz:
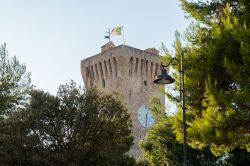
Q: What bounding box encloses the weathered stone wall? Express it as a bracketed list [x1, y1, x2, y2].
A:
[81, 44, 165, 157]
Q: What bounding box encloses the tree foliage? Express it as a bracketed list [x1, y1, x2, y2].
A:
[0, 81, 134, 165]
[140, 97, 220, 166]
[0, 44, 31, 114]
[164, 0, 250, 164]
[141, 0, 250, 165]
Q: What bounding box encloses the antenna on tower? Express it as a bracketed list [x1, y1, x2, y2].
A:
[104, 29, 111, 42]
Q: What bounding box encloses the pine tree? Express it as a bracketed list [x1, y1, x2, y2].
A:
[0, 44, 31, 114]
[166, 0, 250, 164]
[140, 97, 220, 165]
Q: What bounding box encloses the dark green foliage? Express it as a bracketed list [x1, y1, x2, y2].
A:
[140, 119, 222, 166]
[140, 98, 219, 166]
[165, 0, 250, 165]
[180, 0, 250, 24]
[226, 148, 250, 166]
[0, 44, 31, 114]
[0, 81, 133, 165]
[141, 2, 250, 165]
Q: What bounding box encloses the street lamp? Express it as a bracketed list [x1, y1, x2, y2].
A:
[153, 50, 187, 166]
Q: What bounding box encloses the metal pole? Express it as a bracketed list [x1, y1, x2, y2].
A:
[109, 29, 111, 42]
[181, 50, 187, 166]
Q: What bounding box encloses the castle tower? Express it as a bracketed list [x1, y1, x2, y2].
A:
[81, 42, 164, 157]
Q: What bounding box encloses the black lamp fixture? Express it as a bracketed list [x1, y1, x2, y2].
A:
[153, 50, 187, 166]
[153, 64, 175, 84]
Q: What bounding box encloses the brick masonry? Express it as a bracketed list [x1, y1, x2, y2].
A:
[81, 42, 165, 157]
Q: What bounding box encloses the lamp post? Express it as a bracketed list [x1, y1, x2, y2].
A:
[153, 50, 187, 166]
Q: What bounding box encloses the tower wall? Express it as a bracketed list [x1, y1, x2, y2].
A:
[81, 44, 164, 157]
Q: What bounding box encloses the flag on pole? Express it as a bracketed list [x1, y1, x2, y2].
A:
[111, 26, 122, 35]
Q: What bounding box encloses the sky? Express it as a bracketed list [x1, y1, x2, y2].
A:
[0, 0, 190, 95]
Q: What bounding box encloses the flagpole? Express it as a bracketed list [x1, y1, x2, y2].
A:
[122, 26, 125, 45]
[109, 28, 111, 42]
[104, 28, 111, 42]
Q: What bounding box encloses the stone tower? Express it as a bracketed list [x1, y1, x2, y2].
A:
[81, 42, 164, 157]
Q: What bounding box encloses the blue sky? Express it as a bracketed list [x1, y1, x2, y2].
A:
[0, 0, 190, 94]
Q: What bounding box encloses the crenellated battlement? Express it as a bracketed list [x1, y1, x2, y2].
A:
[81, 44, 160, 89]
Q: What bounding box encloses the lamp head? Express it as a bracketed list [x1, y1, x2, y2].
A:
[153, 68, 175, 84]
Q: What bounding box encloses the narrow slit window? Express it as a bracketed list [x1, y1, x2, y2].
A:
[99, 62, 104, 78]
[95, 64, 99, 81]
[91, 65, 95, 80]
[113, 57, 117, 77]
[129, 89, 132, 99]
[108, 59, 112, 76]
[102, 78, 105, 88]
[135, 58, 139, 75]
[141, 59, 144, 76]
[85, 67, 89, 81]
[150, 62, 154, 79]
[104, 60, 108, 78]
[129, 57, 133, 77]
[155, 63, 159, 77]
